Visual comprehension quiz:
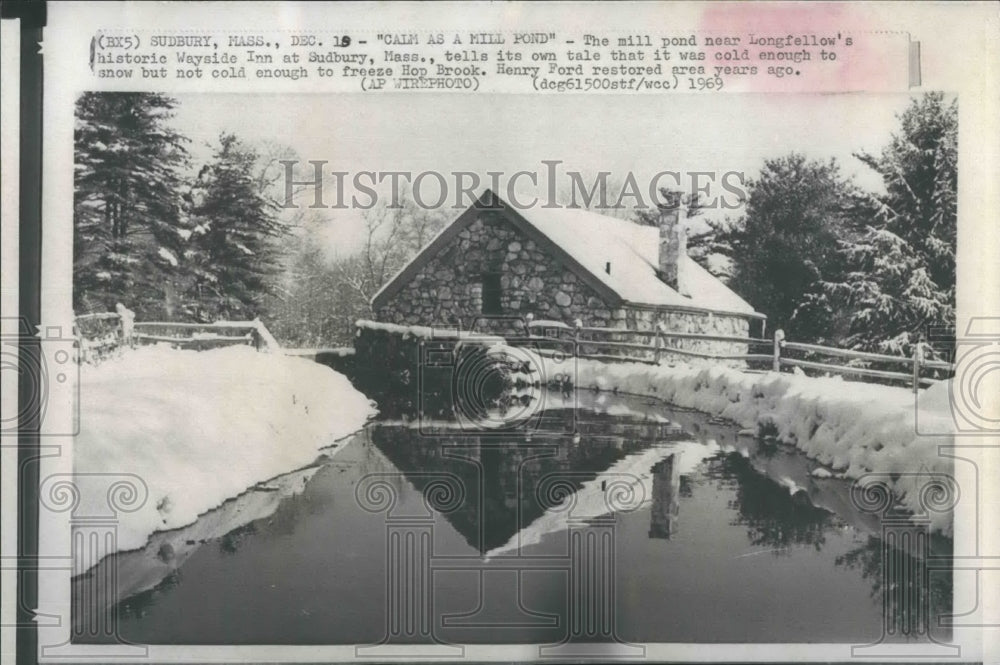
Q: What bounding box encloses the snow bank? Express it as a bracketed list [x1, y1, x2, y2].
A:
[565, 359, 955, 534]
[74, 345, 377, 561]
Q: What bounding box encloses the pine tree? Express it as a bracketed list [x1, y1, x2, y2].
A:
[73, 93, 190, 317]
[184, 133, 287, 321]
[700, 154, 860, 341]
[815, 93, 957, 356]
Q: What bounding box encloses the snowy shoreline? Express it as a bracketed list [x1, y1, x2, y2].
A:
[553, 357, 956, 534]
[73, 345, 378, 563]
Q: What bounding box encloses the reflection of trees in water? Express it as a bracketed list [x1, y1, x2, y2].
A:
[255, 475, 336, 539]
[705, 450, 953, 637]
[835, 534, 953, 639]
[219, 522, 259, 554]
[706, 452, 835, 553]
[99, 478, 327, 631]
[113, 570, 182, 624]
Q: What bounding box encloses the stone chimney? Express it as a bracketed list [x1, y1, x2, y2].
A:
[658, 202, 688, 295]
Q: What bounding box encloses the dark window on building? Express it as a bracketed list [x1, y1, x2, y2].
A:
[481, 272, 502, 314]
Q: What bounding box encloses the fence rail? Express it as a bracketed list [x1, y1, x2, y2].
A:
[574, 325, 769, 345]
[74, 308, 135, 363]
[522, 320, 954, 392]
[133, 320, 280, 352]
[74, 307, 280, 362]
[779, 340, 913, 365]
[524, 319, 766, 367]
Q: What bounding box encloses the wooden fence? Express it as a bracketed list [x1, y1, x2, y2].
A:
[74, 311, 132, 363]
[521, 320, 954, 393]
[133, 320, 280, 352]
[74, 308, 280, 362]
[772, 330, 953, 392]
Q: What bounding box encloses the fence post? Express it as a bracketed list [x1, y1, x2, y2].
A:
[73, 320, 86, 364]
[772, 329, 785, 372]
[912, 342, 923, 394]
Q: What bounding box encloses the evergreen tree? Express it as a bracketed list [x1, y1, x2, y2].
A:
[73, 92, 189, 317]
[813, 93, 957, 355]
[184, 133, 286, 321]
[704, 154, 860, 341]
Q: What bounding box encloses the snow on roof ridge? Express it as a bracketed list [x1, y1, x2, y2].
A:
[372, 189, 759, 317]
[511, 197, 757, 314]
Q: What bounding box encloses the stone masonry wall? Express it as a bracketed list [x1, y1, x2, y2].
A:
[375, 210, 754, 363]
[376, 210, 616, 331]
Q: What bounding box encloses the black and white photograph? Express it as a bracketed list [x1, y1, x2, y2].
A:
[3, 2, 999, 663]
[68, 90, 960, 648]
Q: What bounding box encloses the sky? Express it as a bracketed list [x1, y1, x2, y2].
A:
[168, 92, 923, 257]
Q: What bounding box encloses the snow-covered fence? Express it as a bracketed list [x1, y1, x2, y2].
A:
[74, 309, 282, 360]
[74, 306, 137, 363]
[521, 321, 954, 392]
[771, 329, 954, 393]
[133, 319, 281, 353]
[523, 319, 771, 368]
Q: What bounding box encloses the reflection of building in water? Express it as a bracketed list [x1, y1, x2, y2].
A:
[649, 454, 680, 539]
[369, 415, 686, 552]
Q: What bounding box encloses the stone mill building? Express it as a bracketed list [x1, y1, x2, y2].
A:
[371, 189, 763, 344]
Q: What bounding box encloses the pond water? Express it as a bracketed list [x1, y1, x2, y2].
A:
[75, 391, 951, 645]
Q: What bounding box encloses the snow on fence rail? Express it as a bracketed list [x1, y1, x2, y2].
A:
[74, 307, 135, 363]
[522, 320, 954, 392]
[772, 330, 954, 392]
[74, 307, 280, 362]
[523, 319, 767, 368]
[133, 319, 281, 352]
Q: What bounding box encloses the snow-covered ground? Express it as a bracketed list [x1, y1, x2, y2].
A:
[556, 359, 956, 534]
[74, 345, 377, 562]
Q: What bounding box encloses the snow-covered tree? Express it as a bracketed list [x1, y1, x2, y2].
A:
[334, 198, 449, 312]
[259, 187, 449, 346]
[73, 92, 190, 317]
[701, 154, 861, 341]
[809, 93, 957, 356]
[264, 231, 370, 347]
[184, 133, 287, 321]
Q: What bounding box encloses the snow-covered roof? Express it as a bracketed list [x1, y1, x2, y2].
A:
[373, 190, 760, 317]
[515, 203, 757, 315]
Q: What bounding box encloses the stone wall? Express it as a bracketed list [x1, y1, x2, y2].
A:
[618, 307, 751, 366]
[568, 311, 749, 368]
[375, 210, 755, 364]
[376, 210, 617, 332]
